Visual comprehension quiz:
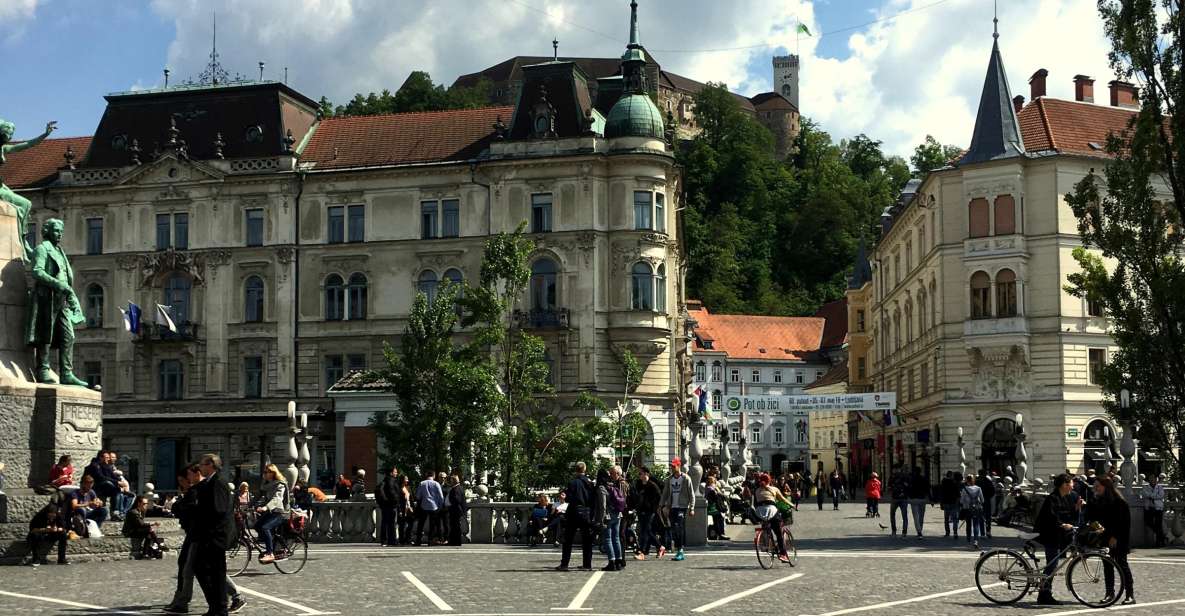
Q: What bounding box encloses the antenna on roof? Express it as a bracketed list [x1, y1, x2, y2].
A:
[284, 67, 289, 84]
[259, 61, 265, 81]
[163, 67, 170, 88]
[993, 0, 999, 40]
[552, 37, 559, 61]
[189, 9, 245, 86]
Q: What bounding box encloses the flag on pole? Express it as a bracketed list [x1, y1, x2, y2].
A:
[796, 22, 812, 36]
[694, 385, 710, 418]
[119, 302, 142, 335]
[155, 304, 177, 333]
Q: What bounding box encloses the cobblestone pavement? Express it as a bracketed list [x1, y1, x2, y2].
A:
[1, 504, 1182, 615]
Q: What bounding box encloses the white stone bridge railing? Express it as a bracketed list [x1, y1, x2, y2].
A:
[301, 499, 540, 544]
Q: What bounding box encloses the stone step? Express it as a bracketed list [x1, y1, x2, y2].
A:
[0, 518, 186, 565]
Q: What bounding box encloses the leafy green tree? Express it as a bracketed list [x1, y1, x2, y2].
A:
[910, 134, 963, 177]
[323, 72, 492, 117]
[1064, 0, 1185, 476]
[317, 96, 335, 118]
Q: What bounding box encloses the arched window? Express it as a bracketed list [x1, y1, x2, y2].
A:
[904, 299, 914, 343]
[443, 268, 463, 288]
[530, 258, 558, 311]
[970, 271, 991, 319]
[655, 263, 667, 311]
[929, 279, 938, 327]
[85, 284, 104, 328]
[631, 262, 654, 310]
[244, 276, 264, 323]
[969, 198, 990, 238]
[711, 361, 722, 382]
[325, 275, 344, 321]
[417, 270, 439, 304]
[164, 274, 191, 324]
[892, 311, 901, 349]
[347, 273, 368, 320]
[996, 269, 1017, 317]
[981, 417, 1019, 475]
[918, 289, 927, 332]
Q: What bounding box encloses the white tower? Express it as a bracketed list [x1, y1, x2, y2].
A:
[773, 55, 800, 109]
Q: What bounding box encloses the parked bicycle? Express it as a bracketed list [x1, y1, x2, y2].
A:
[754, 510, 797, 570]
[974, 526, 1120, 608]
[228, 508, 309, 576]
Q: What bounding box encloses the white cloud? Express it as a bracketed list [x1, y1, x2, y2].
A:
[0, 0, 43, 45]
[146, 0, 1114, 157]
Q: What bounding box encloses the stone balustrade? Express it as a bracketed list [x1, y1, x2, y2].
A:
[468, 502, 537, 544]
[1021, 483, 1184, 548]
[306, 501, 377, 543]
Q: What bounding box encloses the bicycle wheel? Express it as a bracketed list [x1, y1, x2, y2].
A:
[226, 538, 252, 578]
[754, 529, 776, 570]
[782, 528, 798, 567]
[272, 534, 308, 574]
[1067, 553, 1121, 608]
[974, 549, 1033, 605]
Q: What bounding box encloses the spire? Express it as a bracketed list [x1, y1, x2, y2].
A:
[960, 16, 1024, 166]
[190, 10, 245, 86]
[620, 0, 647, 92]
[628, 0, 640, 48]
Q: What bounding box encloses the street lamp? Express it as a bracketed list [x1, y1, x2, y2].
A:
[1118, 388, 1138, 490]
[1014, 412, 1028, 486]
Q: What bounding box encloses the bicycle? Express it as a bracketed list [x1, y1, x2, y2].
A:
[227, 508, 309, 576]
[754, 510, 797, 570]
[974, 526, 1120, 608]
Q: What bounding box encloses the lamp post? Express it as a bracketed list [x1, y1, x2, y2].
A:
[1014, 412, 1028, 486]
[1118, 388, 1138, 493]
[297, 412, 312, 485]
[284, 401, 299, 488]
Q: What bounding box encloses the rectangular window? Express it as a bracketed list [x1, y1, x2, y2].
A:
[347, 353, 367, 372]
[921, 362, 930, 396]
[933, 356, 939, 392]
[324, 355, 344, 391]
[85, 218, 103, 255]
[633, 191, 652, 230]
[857, 357, 867, 380]
[711, 390, 721, 412]
[857, 309, 866, 332]
[729, 369, 740, 383]
[908, 367, 915, 401]
[816, 369, 824, 381]
[421, 201, 438, 239]
[156, 214, 171, 250]
[347, 204, 365, 242]
[531, 193, 552, 233]
[84, 361, 102, 389]
[750, 426, 762, 444]
[729, 426, 741, 444]
[751, 369, 760, 383]
[695, 363, 706, 382]
[244, 356, 263, 399]
[174, 213, 188, 250]
[905, 240, 913, 272]
[774, 427, 784, 445]
[441, 199, 460, 238]
[711, 363, 722, 381]
[655, 193, 666, 232]
[1087, 298, 1104, 318]
[245, 209, 264, 247]
[1088, 348, 1107, 385]
[795, 371, 804, 384]
[159, 359, 183, 400]
[773, 370, 783, 383]
[328, 206, 345, 244]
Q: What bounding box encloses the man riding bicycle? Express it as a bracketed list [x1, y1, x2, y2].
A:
[754, 473, 793, 563]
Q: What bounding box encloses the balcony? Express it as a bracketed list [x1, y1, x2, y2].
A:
[963, 316, 1029, 365]
[963, 235, 1027, 261]
[513, 308, 570, 329]
[135, 321, 200, 343]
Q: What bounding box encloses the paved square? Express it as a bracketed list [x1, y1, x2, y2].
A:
[1, 505, 1182, 615]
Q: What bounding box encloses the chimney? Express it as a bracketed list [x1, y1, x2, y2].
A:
[1029, 68, 1048, 100]
[1012, 95, 1025, 113]
[1073, 75, 1094, 103]
[1109, 80, 1139, 108]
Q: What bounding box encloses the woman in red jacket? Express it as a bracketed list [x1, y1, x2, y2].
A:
[49, 455, 74, 487]
[865, 472, 882, 518]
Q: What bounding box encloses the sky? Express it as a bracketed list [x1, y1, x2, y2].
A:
[0, 0, 1116, 159]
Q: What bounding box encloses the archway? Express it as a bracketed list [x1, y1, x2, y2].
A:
[980, 417, 1018, 475]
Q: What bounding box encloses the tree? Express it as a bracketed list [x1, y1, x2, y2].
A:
[910, 134, 963, 177]
[322, 72, 492, 117]
[1063, 0, 1185, 477]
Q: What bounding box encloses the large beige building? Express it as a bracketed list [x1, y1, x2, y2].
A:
[4, 2, 688, 491]
[849, 33, 1145, 487]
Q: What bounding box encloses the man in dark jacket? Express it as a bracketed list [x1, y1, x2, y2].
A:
[376, 466, 400, 546]
[976, 470, 997, 538]
[940, 472, 961, 538]
[192, 454, 236, 616]
[557, 461, 596, 571]
[23, 500, 68, 566]
[84, 450, 127, 521]
[1034, 474, 1081, 605]
[445, 474, 467, 546]
[631, 467, 663, 559]
[888, 465, 911, 537]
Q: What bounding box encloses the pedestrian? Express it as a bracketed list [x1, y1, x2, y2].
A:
[445, 474, 467, 546]
[632, 467, 663, 560]
[814, 470, 827, 511]
[253, 464, 289, 564]
[753, 472, 794, 563]
[23, 500, 68, 566]
[334, 474, 352, 501]
[122, 495, 163, 559]
[864, 472, 881, 517]
[376, 466, 400, 546]
[960, 473, 984, 546]
[976, 469, 996, 538]
[829, 470, 843, 510]
[888, 465, 911, 537]
[595, 468, 621, 571]
[557, 461, 596, 571]
[164, 464, 245, 615]
[1140, 474, 1166, 547]
[908, 467, 928, 538]
[398, 475, 414, 544]
[191, 454, 239, 616]
[235, 482, 250, 509]
[48, 454, 74, 488]
[350, 469, 368, 502]
[1033, 473, 1081, 605]
[940, 472, 961, 539]
[414, 472, 445, 546]
[659, 458, 696, 562]
[1085, 477, 1135, 604]
[704, 475, 729, 540]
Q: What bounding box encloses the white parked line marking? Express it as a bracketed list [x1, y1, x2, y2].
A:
[0, 589, 142, 614]
[403, 570, 455, 611]
[801, 583, 1002, 616]
[1049, 598, 1185, 615]
[552, 570, 605, 611]
[236, 585, 340, 615]
[691, 572, 804, 613]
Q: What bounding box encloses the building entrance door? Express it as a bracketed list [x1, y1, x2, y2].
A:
[154, 438, 188, 491]
[980, 418, 1018, 476]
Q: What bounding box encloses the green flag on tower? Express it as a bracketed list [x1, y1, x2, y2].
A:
[797, 23, 812, 36]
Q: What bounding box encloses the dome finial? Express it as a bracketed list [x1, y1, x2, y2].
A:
[629, 1, 640, 48]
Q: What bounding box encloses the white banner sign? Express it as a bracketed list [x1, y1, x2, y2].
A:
[723, 393, 897, 413]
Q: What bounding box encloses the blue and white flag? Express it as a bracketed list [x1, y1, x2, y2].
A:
[694, 385, 709, 418]
[155, 304, 177, 333]
[119, 302, 142, 335]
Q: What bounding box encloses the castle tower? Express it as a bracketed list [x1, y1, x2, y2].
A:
[773, 55, 799, 108]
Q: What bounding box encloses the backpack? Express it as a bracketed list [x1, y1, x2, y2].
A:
[607, 485, 627, 513]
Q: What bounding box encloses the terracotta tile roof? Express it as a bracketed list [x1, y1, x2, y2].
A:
[804, 359, 848, 391]
[690, 304, 825, 361]
[301, 106, 513, 170]
[813, 298, 849, 348]
[327, 370, 391, 393]
[1018, 98, 1136, 157]
[1, 136, 92, 189]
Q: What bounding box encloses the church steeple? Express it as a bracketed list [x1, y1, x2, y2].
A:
[961, 14, 1024, 165]
[621, 0, 647, 93]
[604, 0, 663, 141]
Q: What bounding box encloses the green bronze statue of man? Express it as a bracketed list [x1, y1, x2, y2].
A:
[25, 218, 89, 387]
[0, 117, 57, 260]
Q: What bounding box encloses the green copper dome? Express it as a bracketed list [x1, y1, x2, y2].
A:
[604, 93, 664, 140]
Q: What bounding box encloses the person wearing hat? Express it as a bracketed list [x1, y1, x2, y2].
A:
[659, 458, 696, 562]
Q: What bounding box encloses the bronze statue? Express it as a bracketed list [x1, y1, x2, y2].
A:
[25, 218, 88, 387]
[0, 118, 58, 260]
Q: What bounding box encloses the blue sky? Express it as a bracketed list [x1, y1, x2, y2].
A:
[1, 0, 1112, 157]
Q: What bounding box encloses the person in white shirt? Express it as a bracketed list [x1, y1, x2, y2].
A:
[1141, 474, 1167, 547]
[659, 459, 696, 561]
